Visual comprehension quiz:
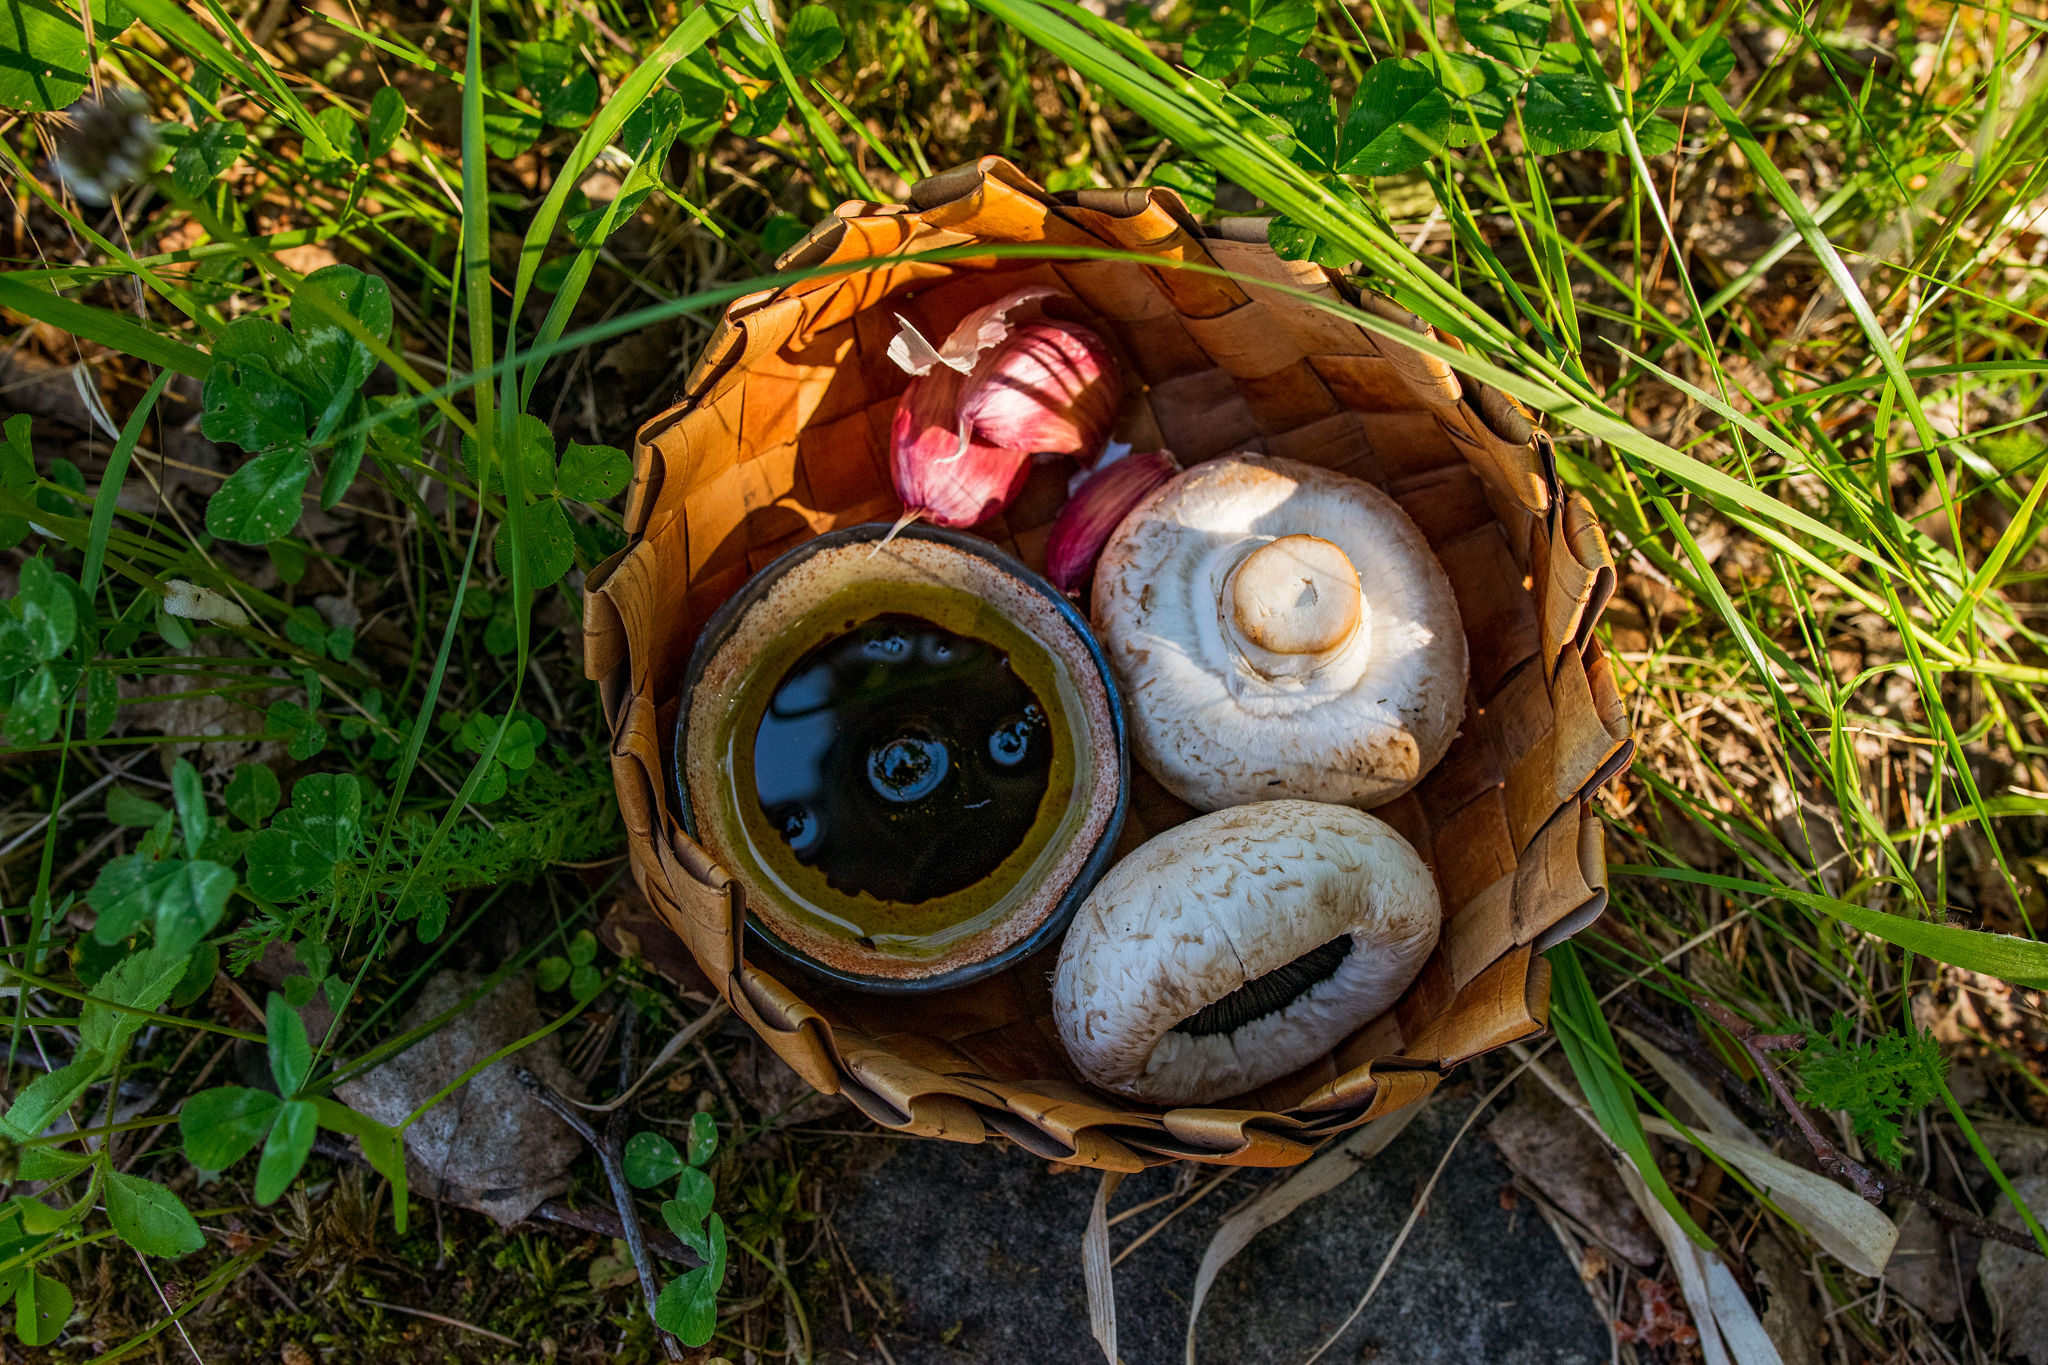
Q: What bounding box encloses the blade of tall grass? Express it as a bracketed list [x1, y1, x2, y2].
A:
[80, 370, 172, 601]
[1621, 864, 2048, 988]
[0, 277, 209, 378]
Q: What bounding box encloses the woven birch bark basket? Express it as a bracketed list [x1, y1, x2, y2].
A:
[583, 157, 1633, 1171]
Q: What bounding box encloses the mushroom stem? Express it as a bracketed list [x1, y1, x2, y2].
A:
[1221, 534, 1365, 679]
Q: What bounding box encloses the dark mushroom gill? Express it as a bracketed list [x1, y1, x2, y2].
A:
[1170, 936, 1356, 1038]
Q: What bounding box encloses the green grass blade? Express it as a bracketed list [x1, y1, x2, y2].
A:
[81, 370, 173, 601]
[0, 277, 210, 379]
[1620, 865, 2048, 988]
[1547, 943, 1715, 1248]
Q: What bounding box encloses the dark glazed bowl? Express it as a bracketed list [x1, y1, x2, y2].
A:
[674, 522, 1129, 996]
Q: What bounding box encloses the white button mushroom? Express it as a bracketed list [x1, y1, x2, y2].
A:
[1052, 800, 1441, 1106]
[1092, 453, 1468, 812]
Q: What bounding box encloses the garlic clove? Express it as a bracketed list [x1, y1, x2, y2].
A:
[1045, 448, 1178, 594]
[889, 379, 1034, 528]
[961, 320, 1119, 457]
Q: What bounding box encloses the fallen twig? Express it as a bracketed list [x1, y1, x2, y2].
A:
[1678, 998, 2043, 1257]
[1695, 997, 1885, 1201]
[521, 1008, 685, 1362]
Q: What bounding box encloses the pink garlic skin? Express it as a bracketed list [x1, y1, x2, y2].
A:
[1045, 449, 1179, 594]
[959, 321, 1121, 458]
[889, 368, 1034, 528]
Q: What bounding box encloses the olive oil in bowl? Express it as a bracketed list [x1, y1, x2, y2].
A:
[680, 526, 1126, 992]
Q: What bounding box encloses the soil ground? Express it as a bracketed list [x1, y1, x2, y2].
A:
[827, 1091, 1609, 1365]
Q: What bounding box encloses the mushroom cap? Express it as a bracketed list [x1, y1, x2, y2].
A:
[1092, 453, 1468, 811]
[1052, 800, 1440, 1105]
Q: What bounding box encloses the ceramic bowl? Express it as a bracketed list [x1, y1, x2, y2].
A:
[675, 523, 1128, 994]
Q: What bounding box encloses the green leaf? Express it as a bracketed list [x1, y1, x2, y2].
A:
[0, 1052, 102, 1141]
[1240, 53, 1324, 112]
[0, 0, 91, 111]
[1150, 162, 1215, 217]
[171, 757, 207, 859]
[206, 446, 313, 545]
[284, 605, 327, 654]
[320, 393, 369, 511]
[83, 667, 117, 738]
[623, 87, 686, 165]
[535, 956, 570, 992]
[366, 85, 405, 156]
[1601, 114, 1680, 157]
[200, 349, 308, 454]
[303, 103, 362, 165]
[180, 1086, 282, 1170]
[565, 187, 652, 247]
[267, 992, 312, 1097]
[13, 1271, 71, 1347]
[568, 963, 602, 1001]
[268, 538, 307, 585]
[170, 940, 218, 1008]
[86, 855, 233, 957]
[105, 787, 168, 829]
[784, 5, 844, 74]
[1794, 1015, 1944, 1168]
[2, 557, 79, 671]
[1519, 70, 1614, 154]
[254, 1098, 317, 1203]
[483, 107, 542, 159]
[1181, 0, 1316, 80]
[671, 1164, 714, 1225]
[1636, 34, 1735, 107]
[81, 947, 186, 1057]
[686, 1111, 718, 1167]
[1430, 52, 1513, 145]
[17, 1146, 91, 1182]
[1339, 57, 1452, 176]
[566, 928, 598, 967]
[105, 1173, 204, 1258]
[288, 266, 392, 444]
[557, 441, 630, 501]
[1454, 0, 1550, 70]
[653, 1214, 726, 1345]
[624, 1132, 685, 1188]
[262, 699, 327, 761]
[311, 1098, 409, 1232]
[461, 413, 557, 496]
[4, 664, 61, 745]
[168, 120, 245, 196]
[225, 762, 280, 827]
[728, 84, 788, 139]
[518, 40, 598, 127]
[494, 496, 576, 589]
[246, 772, 364, 902]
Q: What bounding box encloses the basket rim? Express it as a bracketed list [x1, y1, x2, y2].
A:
[670, 519, 1133, 997]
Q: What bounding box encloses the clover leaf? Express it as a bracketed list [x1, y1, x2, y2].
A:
[246, 772, 363, 901]
[1454, 0, 1551, 71]
[785, 6, 844, 75]
[1182, 0, 1317, 81]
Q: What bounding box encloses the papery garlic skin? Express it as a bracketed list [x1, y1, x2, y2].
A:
[960, 321, 1119, 458]
[1045, 449, 1178, 594]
